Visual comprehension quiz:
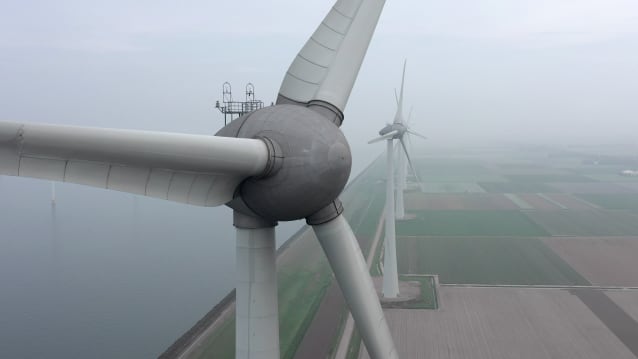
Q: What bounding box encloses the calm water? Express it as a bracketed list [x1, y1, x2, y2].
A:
[0, 177, 301, 358]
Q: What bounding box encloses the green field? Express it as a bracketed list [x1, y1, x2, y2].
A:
[189, 263, 332, 359]
[188, 316, 235, 358]
[278, 266, 333, 359]
[420, 174, 509, 183]
[584, 174, 638, 182]
[186, 146, 638, 358]
[479, 181, 554, 193]
[345, 185, 385, 254]
[415, 160, 493, 175]
[397, 236, 589, 285]
[397, 210, 549, 237]
[504, 174, 595, 183]
[527, 210, 638, 236]
[419, 182, 486, 193]
[575, 193, 638, 210]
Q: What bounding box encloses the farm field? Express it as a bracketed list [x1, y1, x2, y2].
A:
[527, 211, 638, 236]
[505, 173, 595, 183]
[179, 143, 638, 359]
[359, 287, 638, 359]
[418, 174, 509, 183]
[397, 236, 588, 285]
[517, 193, 562, 210]
[353, 144, 638, 358]
[418, 182, 486, 193]
[491, 166, 570, 176]
[414, 161, 493, 175]
[397, 210, 549, 237]
[543, 237, 638, 286]
[585, 174, 638, 182]
[617, 182, 638, 192]
[405, 193, 518, 210]
[576, 193, 638, 210]
[542, 193, 598, 209]
[607, 291, 638, 323]
[504, 193, 534, 209]
[548, 182, 635, 194]
[478, 181, 554, 193]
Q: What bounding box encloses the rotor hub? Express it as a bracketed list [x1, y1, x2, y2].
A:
[216, 105, 351, 222]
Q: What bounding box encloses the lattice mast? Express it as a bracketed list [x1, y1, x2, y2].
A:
[215, 82, 265, 125]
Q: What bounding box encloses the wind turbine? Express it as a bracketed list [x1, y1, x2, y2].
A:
[368, 60, 425, 298]
[0, 0, 398, 358]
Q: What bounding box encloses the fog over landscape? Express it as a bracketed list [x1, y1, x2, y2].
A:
[2, 0, 637, 168]
[0, 0, 637, 358]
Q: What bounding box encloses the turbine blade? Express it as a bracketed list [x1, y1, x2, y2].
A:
[399, 137, 422, 184]
[311, 213, 398, 359]
[393, 59, 407, 124]
[0, 121, 270, 206]
[407, 132, 414, 155]
[406, 107, 414, 126]
[367, 130, 398, 144]
[277, 0, 386, 114]
[407, 129, 427, 140]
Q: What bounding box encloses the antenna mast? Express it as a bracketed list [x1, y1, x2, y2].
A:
[215, 82, 265, 125]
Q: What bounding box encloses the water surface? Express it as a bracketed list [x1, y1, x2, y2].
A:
[0, 177, 300, 358]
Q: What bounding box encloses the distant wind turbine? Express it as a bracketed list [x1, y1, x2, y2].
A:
[0, 0, 398, 358]
[368, 60, 426, 298]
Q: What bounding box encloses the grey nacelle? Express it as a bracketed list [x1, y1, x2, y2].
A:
[216, 105, 351, 222]
[379, 123, 407, 138]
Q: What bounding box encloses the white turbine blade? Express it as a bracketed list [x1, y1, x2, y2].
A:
[399, 137, 422, 184]
[367, 130, 398, 144]
[406, 107, 414, 127]
[277, 0, 386, 112]
[407, 132, 414, 155]
[0, 121, 270, 206]
[311, 214, 398, 359]
[393, 59, 407, 124]
[407, 129, 427, 140]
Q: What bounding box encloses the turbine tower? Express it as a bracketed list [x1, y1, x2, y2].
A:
[396, 108, 426, 218]
[0, 1, 398, 358]
[369, 60, 426, 298]
[396, 140, 406, 219]
[51, 181, 56, 206]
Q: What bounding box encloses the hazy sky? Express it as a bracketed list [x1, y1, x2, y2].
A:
[1, 0, 637, 173]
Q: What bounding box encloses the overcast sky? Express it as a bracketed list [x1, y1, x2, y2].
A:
[1, 0, 637, 174]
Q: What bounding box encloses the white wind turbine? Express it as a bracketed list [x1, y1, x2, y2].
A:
[368, 60, 425, 298]
[0, 1, 398, 358]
